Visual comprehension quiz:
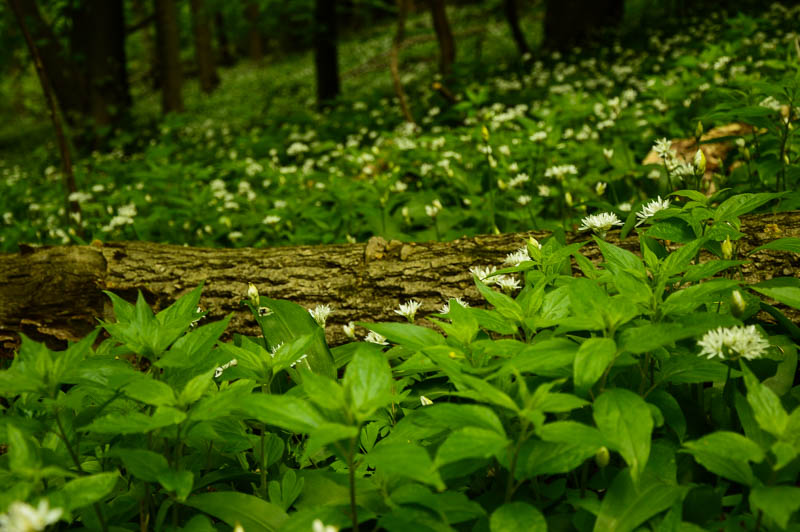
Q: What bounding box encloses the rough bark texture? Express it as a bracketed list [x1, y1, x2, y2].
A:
[154, 0, 184, 113]
[1, 212, 798, 357]
[189, 0, 220, 93]
[245, 3, 263, 63]
[313, 0, 341, 105]
[428, 0, 456, 75]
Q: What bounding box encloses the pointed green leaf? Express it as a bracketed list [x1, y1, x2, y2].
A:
[368, 441, 444, 490]
[184, 491, 288, 532]
[490, 502, 547, 532]
[574, 338, 617, 394]
[750, 486, 800, 529]
[682, 431, 764, 486]
[344, 344, 392, 420]
[593, 469, 683, 532]
[594, 389, 652, 484]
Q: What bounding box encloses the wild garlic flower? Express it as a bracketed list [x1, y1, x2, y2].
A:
[420, 396, 434, 406]
[653, 138, 674, 160]
[394, 300, 422, 322]
[248, 283, 260, 307]
[495, 275, 522, 293]
[509, 173, 530, 188]
[517, 194, 532, 206]
[365, 331, 389, 346]
[470, 265, 498, 284]
[698, 325, 770, 361]
[504, 247, 531, 267]
[635, 196, 671, 226]
[544, 164, 578, 180]
[309, 304, 333, 327]
[603, 148, 614, 159]
[537, 184, 551, 197]
[595, 181, 607, 195]
[425, 199, 442, 218]
[343, 321, 356, 339]
[439, 297, 469, 314]
[578, 212, 623, 237]
[312, 519, 339, 532]
[0, 500, 63, 532]
[214, 359, 238, 378]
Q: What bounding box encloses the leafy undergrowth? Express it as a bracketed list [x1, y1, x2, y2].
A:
[3, 4, 800, 252]
[2, 193, 800, 531]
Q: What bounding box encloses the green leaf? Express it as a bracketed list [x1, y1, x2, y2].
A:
[367, 441, 445, 490]
[593, 469, 684, 532]
[121, 374, 177, 407]
[593, 389, 653, 484]
[184, 491, 288, 532]
[490, 502, 547, 532]
[682, 260, 747, 283]
[750, 486, 800, 529]
[158, 469, 194, 500]
[343, 344, 392, 420]
[682, 431, 764, 486]
[178, 370, 214, 407]
[435, 427, 509, 467]
[537, 421, 606, 449]
[713, 192, 783, 222]
[109, 448, 169, 482]
[501, 338, 579, 378]
[670, 190, 708, 203]
[257, 298, 336, 378]
[359, 322, 445, 352]
[84, 406, 186, 434]
[741, 362, 788, 438]
[474, 279, 525, 323]
[158, 315, 232, 368]
[156, 283, 204, 330]
[593, 236, 646, 278]
[647, 391, 686, 441]
[660, 354, 731, 384]
[661, 279, 739, 316]
[751, 277, 800, 310]
[6, 425, 37, 472]
[660, 237, 709, 279]
[574, 338, 617, 394]
[306, 423, 359, 457]
[441, 298, 479, 344]
[749, 237, 800, 255]
[241, 394, 324, 433]
[54, 472, 118, 511]
[516, 439, 598, 477]
[409, 403, 505, 435]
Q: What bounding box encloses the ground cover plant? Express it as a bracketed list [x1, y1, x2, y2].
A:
[3, 1, 800, 531]
[2, 190, 800, 531]
[2, 3, 800, 251]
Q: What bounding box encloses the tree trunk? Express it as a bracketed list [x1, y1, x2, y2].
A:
[215, 12, 235, 66]
[390, 0, 415, 124]
[504, 0, 529, 56]
[154, 0, 184, 113]
[428, 0, 455, 76]
[544, 0, 624, 51]
[245, 3, 263, 63]
[313, 0, 341, 105]
[69, 0, 131, 136]
[2, 212, 799, 357]
[189, 0, 220, 93]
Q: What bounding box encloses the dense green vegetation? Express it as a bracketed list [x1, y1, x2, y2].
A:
[3, 1, 800, 531]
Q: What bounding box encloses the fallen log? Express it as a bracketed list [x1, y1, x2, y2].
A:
[1, 211, 798, 357]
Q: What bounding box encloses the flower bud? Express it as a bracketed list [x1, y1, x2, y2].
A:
[694, 149, 706, 175]
[564, 191, 574, 207]
[743, 147, 751, 161]
[695, 121, 704, 138]
[420, 395, 434, 406]
[248, 283, 260, 308]
[721, 236, 734, 260]
[731, 290, 747, 318]
[784, 153, 790, 165]
[481, 125, 490, 142]
[595, 446, 610, 468]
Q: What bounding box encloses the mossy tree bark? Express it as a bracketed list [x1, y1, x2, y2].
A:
[1, 212, 798, 357]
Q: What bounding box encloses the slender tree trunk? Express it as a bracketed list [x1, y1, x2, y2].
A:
[390, 0, 415, 124]
[544, 0, 623, 51]
[154, 0, 184, 113]
[428, 0, 455, 76]
[245, 3, 263, 62]
[215, 12, 234, 66]
[70, 0, 131, 135]
[313, 0, 341, 105]
[504, 0, 529, 56]
[189, 0, 220, 93]
[6, 0, 82, 235]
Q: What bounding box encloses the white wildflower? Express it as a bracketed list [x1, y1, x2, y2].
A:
[545, 164, 578, 180]
[439, 297, 469, 314]
[0, 500, 62, 532]
[653, 138, 674, 160]
[394, 300, 422, 322]
[312, 519, 339, 532]
[214, 359, 238, 378]
[504, 247, 531, 267]
[420, 396, 434, 406]
[618, 202, 632, 212]
[635, 196, 671, 226]
[262, 215, 281, 225]
[529, 131, 547, 142]
[603, 148, 614, 159]
[469, 265, 498, 284]
[578, 212, 623, 237]
[697, 325, 770, 361]
[537, 184, 551, 197]
[595, 182, 607, 196]
[495, 275, 521, 293]
[343, 321, 356, 339]
[364, 331, 389, 345]
[309, 304, 333, 327]
[509, 173, 530, 188]
[517, 194, 531, 206]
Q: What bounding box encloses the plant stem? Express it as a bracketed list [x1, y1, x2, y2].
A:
[347, 437, 359, 532]
[505, 419, 530, 502]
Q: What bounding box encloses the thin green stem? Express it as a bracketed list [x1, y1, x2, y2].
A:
[505, 419, 531, 502]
